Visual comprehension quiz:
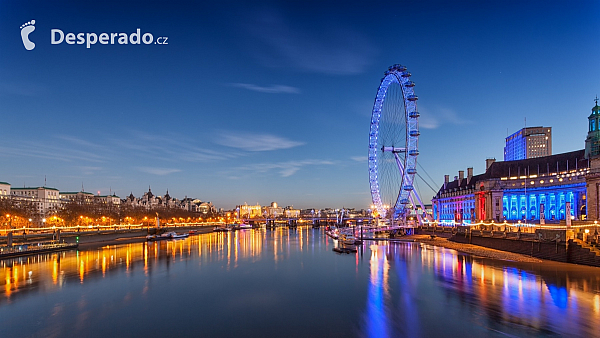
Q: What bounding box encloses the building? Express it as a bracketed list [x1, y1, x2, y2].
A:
[237, 203, 262, 218]
[0, 182, 10, 198]
[264, 202, 283, 218]
[196, 201, 215, 214]
[433, 152, 587, 224]
[60, 191, 95, 204]
[180, 198, 215, 214]
[434, 101, 600, 225]
[123, 187, 160, 209]
[94, 194, 121, 206]
[504, 127, 552, 161]
[11, 187, 61, 216]
[283, 206, 300, 218]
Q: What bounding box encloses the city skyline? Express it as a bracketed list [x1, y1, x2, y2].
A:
[1, 1, 599, 210]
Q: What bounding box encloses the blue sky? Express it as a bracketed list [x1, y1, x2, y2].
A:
[1, 0, 599, 210]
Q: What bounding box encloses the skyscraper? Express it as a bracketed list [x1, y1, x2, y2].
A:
[504, 126, 552, 161]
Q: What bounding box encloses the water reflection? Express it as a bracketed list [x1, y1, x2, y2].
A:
[365, 245, 390, 338]
[0, 227, 313, 304]
[362, 241, 600, 337]
[1, 228, 599, 337]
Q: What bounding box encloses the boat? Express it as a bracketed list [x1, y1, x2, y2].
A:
[325, 227, 339, 240]
[339, 233, 357, 246]
[333, 246, 357, 254]
[146, 231, 188, 241]
[239, 223, 252, 229]
[213, 226, 233, 232]
[171, 232, 189, 239]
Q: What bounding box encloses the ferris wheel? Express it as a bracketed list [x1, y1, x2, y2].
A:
[368, 64, 425, 221]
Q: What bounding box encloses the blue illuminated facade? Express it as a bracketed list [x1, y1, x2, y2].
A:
[501, 183, 583, 221]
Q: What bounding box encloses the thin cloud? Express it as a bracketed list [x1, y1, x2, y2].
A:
[114, 131, 233, 162]
[0, 141, 106, 163]
[351, 156, 367, 162]
[136, 167, 182, 176]
[215, 132, 304, 151]
[76, 166, 103, 175]
[243, 8, 376, 75]
[419, 105, 471, 129]
[231, 83, 300, 94]
[226, 159, 334, 178]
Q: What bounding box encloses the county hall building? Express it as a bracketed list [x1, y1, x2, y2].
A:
[432, 100, 600, 225]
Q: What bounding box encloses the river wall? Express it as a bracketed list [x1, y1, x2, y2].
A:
[0, 225, 213, 246]
[417, 226, 600, 268]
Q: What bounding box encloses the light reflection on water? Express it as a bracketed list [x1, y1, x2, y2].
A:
[1, 227, 599, 337]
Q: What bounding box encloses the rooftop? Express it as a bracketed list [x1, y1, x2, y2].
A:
[12, 187, 59, 191]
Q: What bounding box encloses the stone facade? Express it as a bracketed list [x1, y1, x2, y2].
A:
[0, 182, 10, 198]
[11, 187, 61, 216]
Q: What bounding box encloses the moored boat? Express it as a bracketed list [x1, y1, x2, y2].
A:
[339, 234, 357, 246]
[325, 227, 339, 240]
[146, 231, 188, 241]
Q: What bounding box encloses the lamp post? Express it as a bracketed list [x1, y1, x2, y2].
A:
[6, 214, 12, 230]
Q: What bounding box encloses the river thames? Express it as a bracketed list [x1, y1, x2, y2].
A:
[1, 227, 600, 337]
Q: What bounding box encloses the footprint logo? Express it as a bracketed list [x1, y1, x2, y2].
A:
[20, 20, 36, 50]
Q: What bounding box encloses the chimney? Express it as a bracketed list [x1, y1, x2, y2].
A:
[486, 158, 496, 171]
[467, 167, 473, 184]
[454, 176, 458, 181]
[458, 170, 464, 183]
[444, 175, 449, 189]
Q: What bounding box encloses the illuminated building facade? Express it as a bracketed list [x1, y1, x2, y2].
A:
[504, 127, 552, 161]
[0, 182, 9, 198]
[265, 202, 283, 218]
[237, 203, 262, 218]
[11, 186, 61, 216]
[283, 206, 300, 218]
[433, 151, 588, 224]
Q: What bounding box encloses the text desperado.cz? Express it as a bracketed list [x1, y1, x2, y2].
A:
[51, 29, 168, 48]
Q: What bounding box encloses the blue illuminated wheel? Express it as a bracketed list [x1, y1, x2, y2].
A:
[368, 64, 419, 219]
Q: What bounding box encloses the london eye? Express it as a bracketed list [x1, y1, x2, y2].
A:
[368, 64, 424, 222]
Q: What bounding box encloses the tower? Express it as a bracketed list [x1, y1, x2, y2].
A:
[585, 97, 600, 159]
